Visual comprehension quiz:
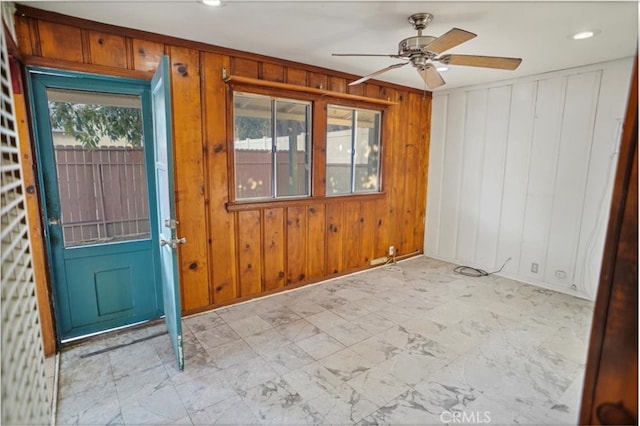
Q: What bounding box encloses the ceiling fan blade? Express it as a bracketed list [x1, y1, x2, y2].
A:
[423, 28, 477, 54]
[348, 62, 409, 86]
[438, 54, 522, 70]
[332, 53, 403, 58]
[418, 66, 445, 89]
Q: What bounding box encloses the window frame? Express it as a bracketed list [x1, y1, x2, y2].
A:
[325, 104, 382, 196]
[232, 91, 312, 201]
[225, 80, 390, 211]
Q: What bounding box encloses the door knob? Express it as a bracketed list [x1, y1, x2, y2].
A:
[160, 237, 186, 249]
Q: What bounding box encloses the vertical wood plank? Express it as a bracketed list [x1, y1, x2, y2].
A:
[286, 68, 307, 86]
[309, 72, 328, 90]
[14, 16, 34, 56]
[262, 63, 284, 82]
[388, 89, 406, 256]
[14, 82, 56, 355]
[263, 208, 285, 290]
[360, 200, 376, 265]
[347, 83, 364, 96]
[202, 52, 237, 305]
[400, 92, 421, 255]
[343, 201, 361, 269]
[237, 210, 262, 296]
[307, 204, 326, 279]
[88, 31, 127, 68]
[413, 93, 431, 254]
[328, 76, 347, 93]
[232, 57, 259, 78]
[326, 202, 344, 274]
[312, 101, 327, 197]
[132, 39, 164, 72]
[375, 88, 398, 258]
[168, 46, 210, 310]
[37, 21, 83, 62]
[286, 206, 307, 285]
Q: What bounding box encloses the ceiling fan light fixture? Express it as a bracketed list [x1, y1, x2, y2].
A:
[572, 30, 595, 40]
[202, 0, 222, 6]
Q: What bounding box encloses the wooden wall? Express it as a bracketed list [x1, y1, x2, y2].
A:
[14, 6, 431, 318]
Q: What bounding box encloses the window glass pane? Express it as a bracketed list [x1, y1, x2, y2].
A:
[326, 106, 353, 195]
[354, 109, 381, 192]
[234, 93, 272, 199]
[47, 89, 149, 247]
[275, 100, 310, 197]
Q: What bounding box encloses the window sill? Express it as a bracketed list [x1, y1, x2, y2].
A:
[226, 192, 386, 212]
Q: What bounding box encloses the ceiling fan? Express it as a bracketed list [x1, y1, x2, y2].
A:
[332, 13, 522, 89]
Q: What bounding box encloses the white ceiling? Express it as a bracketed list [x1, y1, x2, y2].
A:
[17, 1, 639, 91]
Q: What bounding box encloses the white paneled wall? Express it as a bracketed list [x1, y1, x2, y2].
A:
[425, 57, 634, 300]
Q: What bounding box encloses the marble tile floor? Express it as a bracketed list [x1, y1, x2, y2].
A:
[55, 256, 594, 425]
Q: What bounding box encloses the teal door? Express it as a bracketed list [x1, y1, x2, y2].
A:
[29, 70, 164, 341]
[151, 57, 184, 370]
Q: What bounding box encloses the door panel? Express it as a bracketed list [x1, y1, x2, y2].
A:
[152, 56, 184, 370]
[28, 70, 163, 340]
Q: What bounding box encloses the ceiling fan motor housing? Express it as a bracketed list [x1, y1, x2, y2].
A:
[398, 36, 438, 58]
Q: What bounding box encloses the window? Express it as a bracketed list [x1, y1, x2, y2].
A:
[233, 92, 311, 200]
[326, 106, 381, 195]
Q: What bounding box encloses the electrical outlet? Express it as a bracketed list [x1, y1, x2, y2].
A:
[555, 270, 567, 279]
[531, 262, 539, 273]
[388, 246, 395, 257]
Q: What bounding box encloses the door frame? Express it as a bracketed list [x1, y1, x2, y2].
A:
[26, 67, 164, 342]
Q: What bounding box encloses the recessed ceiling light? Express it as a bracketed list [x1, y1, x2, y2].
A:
[572, 30, 595, 40]
[436, 66, 448, 72]
[202, 0, 221, 6]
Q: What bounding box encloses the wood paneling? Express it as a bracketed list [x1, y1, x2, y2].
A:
[286, 68, 307, 86]
[344, 201, 362, 270]
[361, 200, 376, 264]
[262, 63, 284, 83]
[286, 206, 307, 285]
[307, 204, 326, 279]
[37, 21, 83, 62]
[88, 31, 127, 68]
[15, 8, 431, 320]
[326, 202, 344, 275]
[232, 57, 258, 78]
[263, 208, 285, 290]
[237, 210, 262, 296]
[203, 52, 237, 305]
[13, 69, 56, 356]
[132, 39, 164, 72]
[168, 46, 210, 310]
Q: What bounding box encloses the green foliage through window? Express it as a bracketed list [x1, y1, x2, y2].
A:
[49, 102, 143, 149]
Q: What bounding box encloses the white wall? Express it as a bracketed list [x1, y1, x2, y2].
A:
[425, 57, 634, 300]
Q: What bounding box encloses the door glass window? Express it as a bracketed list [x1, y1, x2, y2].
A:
[46, 89, 150, 247]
